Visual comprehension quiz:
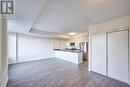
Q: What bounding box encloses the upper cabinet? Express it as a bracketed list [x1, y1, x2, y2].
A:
[52, 39, 67, 49]
[66, 37, 88, 48]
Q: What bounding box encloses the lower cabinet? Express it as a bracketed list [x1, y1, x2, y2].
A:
[91, 29, 129, 84]
[54, 51, 83, 64]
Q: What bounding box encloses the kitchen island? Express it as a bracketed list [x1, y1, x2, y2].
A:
[54, 49, 83, 64]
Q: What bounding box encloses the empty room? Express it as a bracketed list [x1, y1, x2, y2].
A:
[0, 0, 130, 87]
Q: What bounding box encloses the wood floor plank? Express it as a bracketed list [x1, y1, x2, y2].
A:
[7, 58, 129, 87]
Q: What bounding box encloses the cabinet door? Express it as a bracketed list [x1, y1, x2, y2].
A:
[108, 30, 129, 83]
[53, 40, 60, 49]
[92, 33, 107, 75]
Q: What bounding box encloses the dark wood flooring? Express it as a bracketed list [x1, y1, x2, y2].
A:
[7, 58, 129, 87]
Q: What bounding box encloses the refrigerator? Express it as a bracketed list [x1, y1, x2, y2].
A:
[79, 42, 88, 61]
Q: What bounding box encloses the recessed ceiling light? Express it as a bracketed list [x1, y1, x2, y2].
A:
[68, 32, 77, 36]
[93, 0, 104, 3]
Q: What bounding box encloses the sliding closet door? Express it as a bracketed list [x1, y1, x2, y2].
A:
[108, 30, 129, 83]
[92, 33, 107, 75]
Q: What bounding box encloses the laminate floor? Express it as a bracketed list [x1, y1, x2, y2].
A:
[7, 58, 129, 87]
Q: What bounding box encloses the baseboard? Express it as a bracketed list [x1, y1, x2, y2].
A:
[0, 68, 8, 87]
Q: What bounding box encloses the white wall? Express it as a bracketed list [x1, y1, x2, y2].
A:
[8, 33, 67, 63]
[88, 15, 130, 85]
[18, 34, 54, 62]
[8, 33, 17, 64]
[67, 37, 88, 43]
[0, 18, 8, 87]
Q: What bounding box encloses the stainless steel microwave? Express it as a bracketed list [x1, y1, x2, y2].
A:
[70, 43, 75, 46]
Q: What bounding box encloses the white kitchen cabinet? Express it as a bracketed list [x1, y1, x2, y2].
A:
[53, 40, 67, 49]
[53, 40, 61, 49]
[54, 50, 83, 64]
[60, 40, 67, 49]
[108, 30, 129, 83]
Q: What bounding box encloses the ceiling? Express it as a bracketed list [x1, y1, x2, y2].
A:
[8, 0, 130, 38]
[67, 0, 130, 23]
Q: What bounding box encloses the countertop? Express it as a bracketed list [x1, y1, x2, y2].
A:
[54, 49, 82, 53]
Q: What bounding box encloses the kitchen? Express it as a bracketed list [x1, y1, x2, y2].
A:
[54, 36, 88, 64]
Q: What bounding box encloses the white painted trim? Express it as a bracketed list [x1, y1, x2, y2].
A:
[106, 32, 108, 76]
[88, 34, 92, 71]
[0, 16, 8, 87]
[16, 33, 18, 63]
[128, 27, 130, 86]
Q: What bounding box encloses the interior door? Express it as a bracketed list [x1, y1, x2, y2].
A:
[108, 30, 129, 83]
[92, 33, 107, 75]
